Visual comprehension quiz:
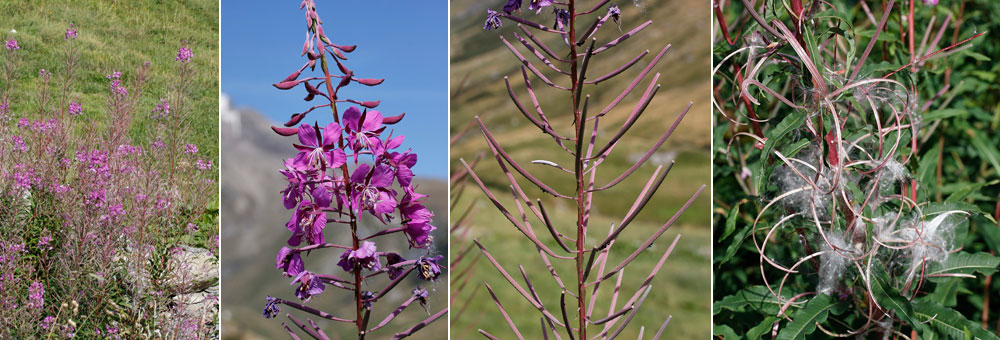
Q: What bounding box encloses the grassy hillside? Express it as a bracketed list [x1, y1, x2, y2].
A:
[0, 0, 219, 162]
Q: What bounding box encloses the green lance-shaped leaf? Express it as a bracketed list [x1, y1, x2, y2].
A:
[926, 252, 1000, 279]
[914, 298, 1000, 340]
[869, 265, 924, 334]
[969, 127, 1000, 179]
[775, 294, 836, 340]
[714, 285, 802, 316]
[753, 111, 805, 194]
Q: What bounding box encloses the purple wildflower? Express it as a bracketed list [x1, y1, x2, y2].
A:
[484, 9, 503, 30]
[40, 316, 55, 330]
[416, 255, 443, 281]
[176, 47, 193, 63]
[105, 325, 118, 336]
[38, 235, 53, 251]
[195, 159, 212, 170]
[27, 281, 44, 310]
[413, 288, 429, 310]
[276, 246, 305, 277]
[279, 159, 311, 209]
[349, 163, 398, 217]
[554, 8, 570, 29]
[152, 99, 170, 119]
[400, 193, 436, 248]
[68, 101, 82, 116]
[65, 25, 78, 40]
[337, 241, 381, 272]
[11, 135, 27, 152]
[184, 143, 198, 154]
[106, 71, 127, 96]
[263, 296, 281, 318]
[922, 0, 938, 4]
[291, 122, 347, 170]
[503, 0, 521, 13]
[292, 271, 325, 301]
[389, 150, 418, 188]
[5, 39, 19, 50]
[61, 324, 76, 338]
[608, 5, 621, 27]
[343, 106, 386, 160]
[528, 0, 553, 13]
[286, 188, 330, 246]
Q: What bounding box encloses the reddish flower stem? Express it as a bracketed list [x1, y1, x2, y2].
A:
[568, 1, 590, 339]
[318, 38, 365, 340]
[714, 0, 738, 45]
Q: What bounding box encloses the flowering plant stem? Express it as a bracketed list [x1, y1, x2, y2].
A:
[469, 0, 702, 338]
[263, 1, 446, 339]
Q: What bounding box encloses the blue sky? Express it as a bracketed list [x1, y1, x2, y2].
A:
[222, 1, 448, 179]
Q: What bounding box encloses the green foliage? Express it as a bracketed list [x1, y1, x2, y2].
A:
[714, 0, 1000, 338]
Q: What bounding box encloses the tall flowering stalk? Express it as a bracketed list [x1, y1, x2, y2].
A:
[263, 1, 446, 339]
[464, 1, 703, 338]
[712, 0, 995, 338]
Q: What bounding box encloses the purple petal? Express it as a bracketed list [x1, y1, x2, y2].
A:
[322, 122, 341, 147]
[312, 186, 332, 208]
[397, 152, 418, 168]
[289, 151, 311, 170]
[343, 106, 362, 131]
[297, 124, 318, 147]
[309, 213, 326, 244]
[374, 191, 397, 214]
[371, 164, 394, 187]
[327, 149, 346, 168]
[276, 247, 293, 269]
[362, 110, 383, 132]
[397, 165, 413, 188]
[384, 135, 405, 150]
[338, 251, 354, 272]
[351, 163, 370, 183]
[357, 241, 377, 258]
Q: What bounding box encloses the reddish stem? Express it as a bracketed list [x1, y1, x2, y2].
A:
[317, 31, 365, 340]
[733, 65, 764, 138]
[908, 0, 915, 71]
[569, 1, 588, 338]
[714, 0, 738, 45]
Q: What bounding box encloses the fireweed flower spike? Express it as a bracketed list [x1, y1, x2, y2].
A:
[468, 1, 702, 339]
[64, 24, 77, 40]
[261, 1, 446, 338]
[176, 46, 193, 63]
[5, 39, 18, 50]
